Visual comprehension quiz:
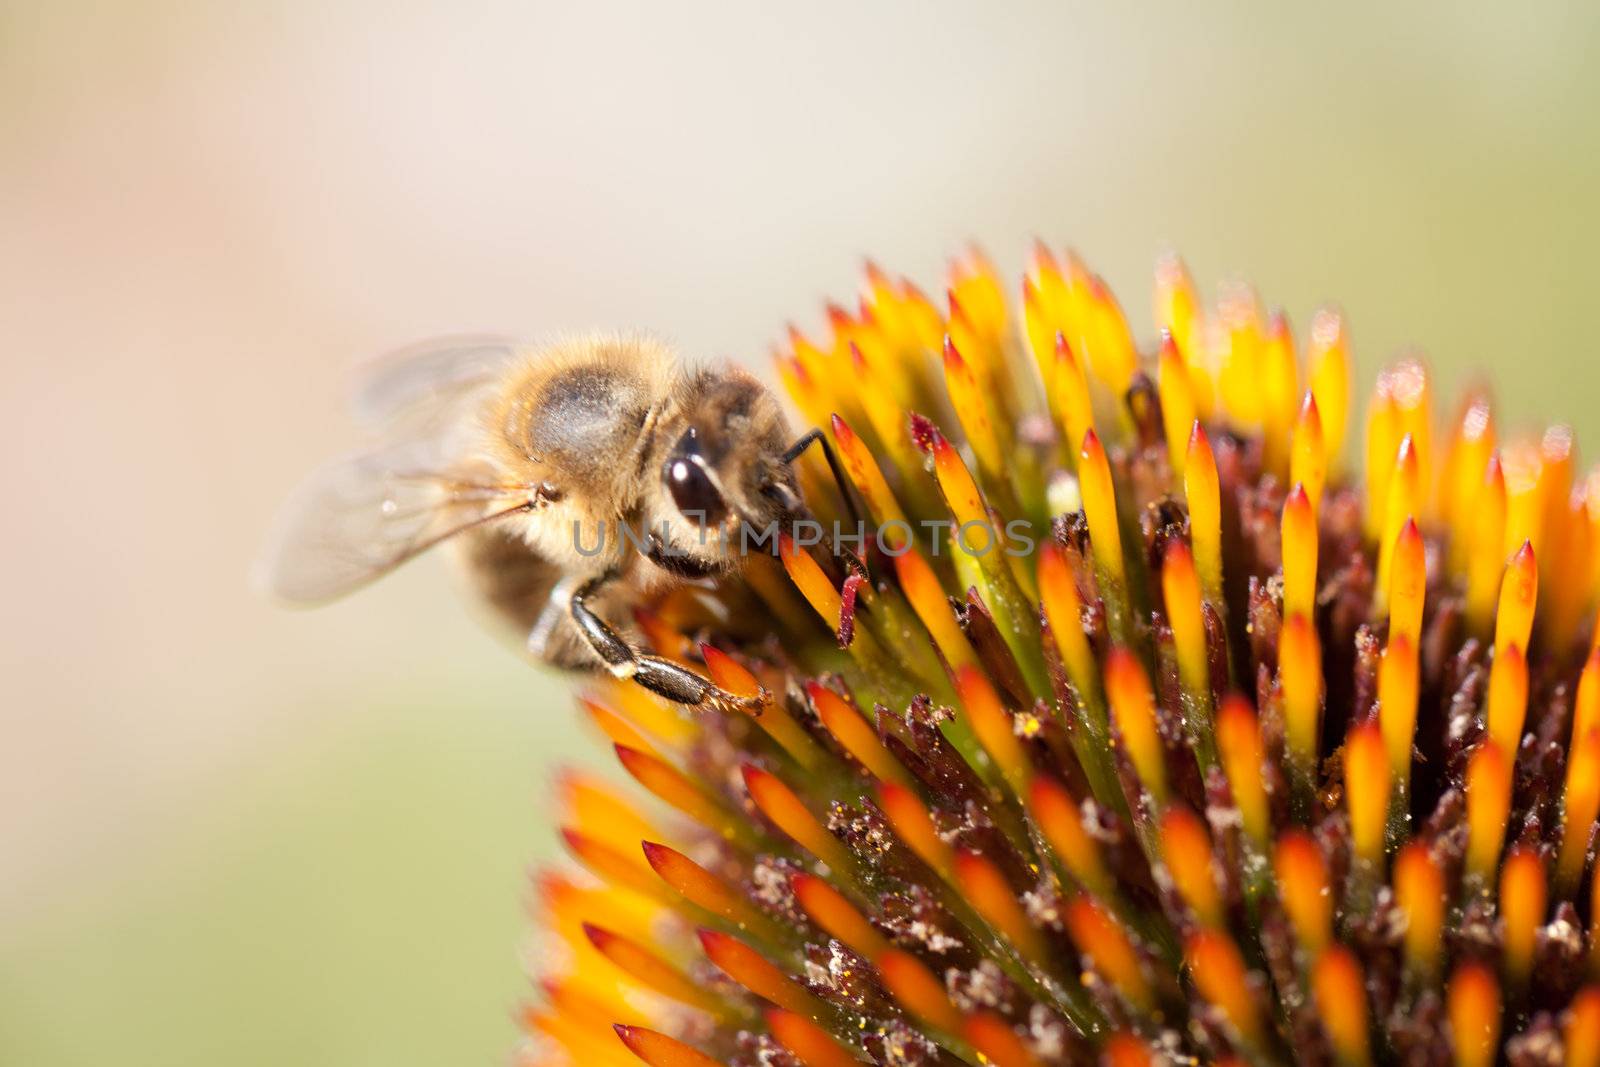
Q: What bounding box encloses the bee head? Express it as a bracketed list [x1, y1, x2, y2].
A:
[663, 368, 798, 533]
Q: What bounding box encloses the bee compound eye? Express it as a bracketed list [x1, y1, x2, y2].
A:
[665, 457, 728, 527]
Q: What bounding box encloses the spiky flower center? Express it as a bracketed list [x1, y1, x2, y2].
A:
[525, 248, 1600, 1067]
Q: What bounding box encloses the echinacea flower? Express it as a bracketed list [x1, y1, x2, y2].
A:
[519, 246, 1600, 1067]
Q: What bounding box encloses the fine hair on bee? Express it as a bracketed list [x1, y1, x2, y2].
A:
[258, 333, 860, 713]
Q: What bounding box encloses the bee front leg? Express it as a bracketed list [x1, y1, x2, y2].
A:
[781, 427, 871, 579]
[782, 427, 864, 533]
[567, 572, 767, 714]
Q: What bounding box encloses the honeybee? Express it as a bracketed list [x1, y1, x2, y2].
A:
[260, 333, 848, 711]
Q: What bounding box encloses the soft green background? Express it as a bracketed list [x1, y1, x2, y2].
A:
[2, 2, 1597, 1065]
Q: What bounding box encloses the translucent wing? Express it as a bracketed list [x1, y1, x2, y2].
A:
[256, 440, 534, 605]
[351, 335, 521, 431]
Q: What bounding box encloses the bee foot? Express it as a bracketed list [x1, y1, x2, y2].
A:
[710, 684, 771, 717]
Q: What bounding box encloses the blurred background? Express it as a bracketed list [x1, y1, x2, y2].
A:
[2, 2, 1597, 1063]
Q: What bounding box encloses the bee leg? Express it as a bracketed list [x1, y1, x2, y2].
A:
[782, 427, 870, 577]
[782, 427, 864, 533]
[568, 572, 768, 714]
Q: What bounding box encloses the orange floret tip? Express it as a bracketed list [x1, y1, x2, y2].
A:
[561, 827, 667, 901]
[765, 1009, 863, 1067]
[1185, 422, 1223, 601]
[1279, 613, 1323, 766]
[1485, 643, 1529, 755]
[1387, 516, 1426, 646]
[964, 1012, 1044, 1067]
[613, 1025, 722, 1067]
[1216, 694, 1270, 845]
[1499, 846, 1546, 988]
[1495, 540, 1538, 659]
[954, 849, 1045, 961]
[941, 335, 1003, 478]
[1038, 540, 1096, 692]
[1157, 331, 1198, 476]
[1443, 391, 1497, 558]
[1028, 775, 1111, 895]
[830, 413, 909, 540]
[1291, 393, 1328, 509]
[742, 764, 852, 872]
[579, 694, 658, 753]
[1376, 431, 1427, 579]
[1344, 719, 1390, 866]
[877, 780, 952, 876]
[1159, 806, 1224, 927]
[1364, 388, 1402, 542]
[560, 769, 659, 849]
[1274, 829, 1332, 954]
[1313, 945, 1372, 1067]
[1260, 308, 1298, 474]
[1101, 1032, 1156, 1067]
[1394, 841, 1444, 975]
[696, 928, 815, 1013]
[955, 662, 1032, 792]
[1466, 454, 1511, 633]
[777, 532, 845, 634]
[1565, 987, 1600, 1067]
[640, 841, 762, 931]
[1154, 251, 1201, 366]
[615, 743, 727, 833]
[1281, 483, 1319, 621]
[1186, 929, 1263, 1045]
[929, 424, 987, 530]
[1387, 359, 1434, 480]
[790, 871, 888, 959]
[893, 545, 978, 669]
[807, 680, 910, 786]
[1307, 306, 1351, 463]
[1377, 634, 1420, 786]
[1104, 646, 1168, 802]
[1051, 330, 1095, 453]
[1465, 742, 1513, 881]
[1559, 727, 1600, 896]
[1576, 649, 1600, 742]
[1080, 428, 1126, 583]
[1064, 896, 1153, 1010]
[1446, 961, 1501, 1067]
[875, 949, 963, 1034]
[1161, 538, 1209, 697]
[584, 924, 720, 1011]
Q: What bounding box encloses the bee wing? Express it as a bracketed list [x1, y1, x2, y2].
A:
[351, 335, 521, 431]
[256, 440, 532, 605]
